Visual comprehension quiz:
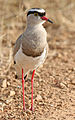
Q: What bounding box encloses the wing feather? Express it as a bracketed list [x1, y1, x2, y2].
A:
[13, 34, 22, 57]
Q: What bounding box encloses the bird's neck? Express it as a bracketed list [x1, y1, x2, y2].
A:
[26, 22, 44, 29]
[24, 22, 46, 38]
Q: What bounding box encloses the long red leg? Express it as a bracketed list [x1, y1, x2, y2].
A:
[30, 70, 35, 111]
[22, 68, 25, 110]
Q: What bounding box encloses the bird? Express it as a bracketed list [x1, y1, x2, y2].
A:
[13, 8, 53, 111]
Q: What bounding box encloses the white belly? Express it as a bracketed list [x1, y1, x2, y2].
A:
[14, 46, 47, 78]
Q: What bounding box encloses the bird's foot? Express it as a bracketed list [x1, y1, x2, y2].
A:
[23, 107, 26, 111]
[30, 106, 34, 112]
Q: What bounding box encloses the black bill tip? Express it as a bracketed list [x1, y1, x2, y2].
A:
[48, 19, 53, 24]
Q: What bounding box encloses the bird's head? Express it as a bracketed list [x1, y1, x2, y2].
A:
[27, 8, 53, 26]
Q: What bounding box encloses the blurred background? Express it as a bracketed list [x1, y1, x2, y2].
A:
[0, 0, 75, 120]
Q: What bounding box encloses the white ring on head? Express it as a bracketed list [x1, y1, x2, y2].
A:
[28, 8, 45, 13]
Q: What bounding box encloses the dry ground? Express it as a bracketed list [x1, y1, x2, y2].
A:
[0, 0, 75, 120]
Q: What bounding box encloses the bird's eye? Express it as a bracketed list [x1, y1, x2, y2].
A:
[34, 13, 38, 16]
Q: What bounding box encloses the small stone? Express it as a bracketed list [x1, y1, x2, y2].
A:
[26, 109, 32, 115]
[35, 82, 39, 87]
[59, 82, 67, 89]
[36, 95, 42, 101]
[6, 98, 12, 104]
[71, 80, 75, 85]
[0, 102, 5, 112]
[0, 106, 3, 111]
[39, 79, 43, 82]
[2, 79, 7, 88]
[72, 68, 75, 71]
[7, 82, 10, 86]
[58, 53, 62, 58]
[50, 104, 54, 107]
[0, 102, 3, 106]
[17, 86, 22, 88]
[10, 90, 15, 96]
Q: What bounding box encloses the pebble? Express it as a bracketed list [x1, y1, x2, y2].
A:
[17, 86, 22, 88]
[0, 106, 3, 111]
[10, 90, 15, 96]
[0, 102, 5, 112]
[71, 80, 75, 85]
[6, 98, 12, 104]
[72, 68, 75, 71]
[50, 104, 54, 107]
[59, 82, 67, 89]
[26, 109, 32, 115]
[7, 82, 10, 86]
[36, 95, 42, 101]
[2, 79, 7, 88]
